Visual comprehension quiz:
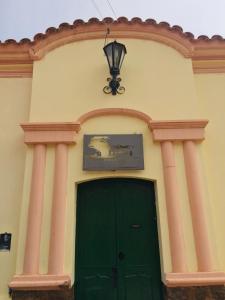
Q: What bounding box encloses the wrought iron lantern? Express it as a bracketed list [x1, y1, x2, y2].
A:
[103, 40, 127, 95]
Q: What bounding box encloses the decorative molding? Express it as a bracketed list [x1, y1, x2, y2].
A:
[0, 63, 33, 78]
[20, 118, 209, 143]
[164, 272, 225, 287]
[77, 108, 152, 124]
[0, 42, 33, 77]
[21, 122, 81, 144]
[193, 59, 225, 74]
[21, 122, 81, 131]
[149, 120, 208, 129]
[149, 120, 208, 141]
[0, 46, 31, 63]
[151, 128, 206, 141]
[9, 274, 71, 290]
[28, 23, 193, 61]
[1, 18, 225, 74]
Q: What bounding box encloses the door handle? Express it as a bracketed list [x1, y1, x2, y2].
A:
[112, 267, 117, 288]
[118, 251, 125, 260]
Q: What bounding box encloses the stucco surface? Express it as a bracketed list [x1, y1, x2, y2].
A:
[2, 37, 225, 299]
[0, 78, 31, 300]
[17, 39, 201, 280]
[29, 39, 198, 121]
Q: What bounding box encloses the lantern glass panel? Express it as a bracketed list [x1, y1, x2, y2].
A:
[104, 43, 113, 69]
[104, 41, 127, 71]
[113, 45, 122, 70]
[119, 49, 126, 70]
[107, 45, 113, 69]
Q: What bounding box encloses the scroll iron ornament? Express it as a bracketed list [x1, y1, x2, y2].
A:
[103, 77, 125, 95]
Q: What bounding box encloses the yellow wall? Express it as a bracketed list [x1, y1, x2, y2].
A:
[29, 39, 198, 121]
[2, 37, 225, 299]
[16, 38, 201, 282]
[0, 78, 31, 300]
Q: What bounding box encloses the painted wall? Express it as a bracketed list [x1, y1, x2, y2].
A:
[0, 78, 31, 300]
[2, 37, 225, 298]
[16, 38, 200, 281]
[29, 39, 198, 121]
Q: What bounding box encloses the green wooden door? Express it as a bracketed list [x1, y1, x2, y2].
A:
[75, 178, 163, 300]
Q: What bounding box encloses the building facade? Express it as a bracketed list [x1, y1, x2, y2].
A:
[1, 17, 225, 300]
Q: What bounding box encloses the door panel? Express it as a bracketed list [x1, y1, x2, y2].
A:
[116, 180, 162, 300]
[78, 268, 116, 300]
[75, 179, 162, 300]
[124, 271, 153, 300]
[76, 181, 117, 300]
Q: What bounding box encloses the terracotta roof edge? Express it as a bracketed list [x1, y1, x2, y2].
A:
[1, 17, 225, 75]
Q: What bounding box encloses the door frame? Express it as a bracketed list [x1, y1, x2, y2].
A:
[74, 177, 162, 294]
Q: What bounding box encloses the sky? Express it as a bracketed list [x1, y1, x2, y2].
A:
[0, 0, 225, 41]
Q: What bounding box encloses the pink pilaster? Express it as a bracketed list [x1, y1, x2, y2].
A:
[161, 141, 187, 273]
[48, 143, 69, 275]
[11, 123, 79, 290]
[183, 140, 214, 272]
[23, 144, 46, 274]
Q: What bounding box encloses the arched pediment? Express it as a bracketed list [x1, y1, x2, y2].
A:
[77, 108, 152, 125]
[1, 17, 225, 75]
[28, 17, 194, 60]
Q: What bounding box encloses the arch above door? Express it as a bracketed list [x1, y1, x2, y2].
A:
[20, 107, 208, 144]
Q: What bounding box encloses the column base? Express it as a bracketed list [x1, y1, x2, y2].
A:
[10, 287, 74, 300]
[164, 271, 225, 287]
[164, 285, 225, 300]
[9, 284, 225, 300]
[9, 274, 71, 290]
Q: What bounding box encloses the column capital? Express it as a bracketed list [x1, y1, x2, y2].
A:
[21, 122, 81, 144]
[149, 119, 208, 142]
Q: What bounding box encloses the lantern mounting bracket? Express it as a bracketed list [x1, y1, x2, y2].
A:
[103, 77, 125, 95]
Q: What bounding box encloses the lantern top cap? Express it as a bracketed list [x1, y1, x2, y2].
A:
[103, 40, 127, 54]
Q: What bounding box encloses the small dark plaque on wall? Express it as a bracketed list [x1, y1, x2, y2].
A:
[0, 232, 11, 251]
[83, 134, 144, 171]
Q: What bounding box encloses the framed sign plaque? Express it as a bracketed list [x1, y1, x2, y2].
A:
[83, 134, 144, 171]
[0, 232, 12, 251]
